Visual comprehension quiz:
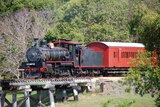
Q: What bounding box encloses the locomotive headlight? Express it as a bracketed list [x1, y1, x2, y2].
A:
[26, 63, 35, 66]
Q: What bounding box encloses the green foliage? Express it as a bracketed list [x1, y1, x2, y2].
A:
[156, 96, 160, 107]
[127, 3, 160, 104]
[0, 0, 55, 16]
[44, 30, 59, 43]
[116, 100, 135, 107]
[22, 0, 55, 10]
[45, 0, 131, 44]
[0, 0, 24, 16]
[0, 51, 7, 72]
[1, 0, 159, 45]
[1, 72, 17, 79]
[129, 0, 160, 51]
[129, 2, 146, 39]
[101, 100, 135, 107]
[101, 100, 111, 107]
[139, 14, 160, 52]
[125, 87, 131, 93]
[126, 52, 160, 106]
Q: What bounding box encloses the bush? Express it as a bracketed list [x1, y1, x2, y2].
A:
[116, 100, 135, 107]
[125, 87, 131, 93]
[101, 100, 111, 107]
[126, 52, 160, 107]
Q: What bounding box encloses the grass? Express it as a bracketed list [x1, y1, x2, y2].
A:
[55, 93, 155, 107]
[4, 92, 155, 107]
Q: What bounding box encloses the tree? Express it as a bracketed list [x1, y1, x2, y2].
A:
[45, 0, 131, 44]
[0, 8, 55, 78]
[138, 15, 160, 52]
[125, 52, 160, 106]
[126, 1, 160, 106]
[129, 0, 160, 42]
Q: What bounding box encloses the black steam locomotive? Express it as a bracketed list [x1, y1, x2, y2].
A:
[20, 38, 103, 78]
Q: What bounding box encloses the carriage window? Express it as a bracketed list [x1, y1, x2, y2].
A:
[114, 52, 118, 58]
[121, 52, 138, 58]
[122, 52, 127, 58]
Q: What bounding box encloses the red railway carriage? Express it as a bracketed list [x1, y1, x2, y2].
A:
[87, 42, 145, 68]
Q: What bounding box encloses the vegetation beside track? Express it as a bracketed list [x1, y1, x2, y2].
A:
[4, 91, 155, 107]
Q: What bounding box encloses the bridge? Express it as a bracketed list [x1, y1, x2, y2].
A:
[0, 78, 92, 107]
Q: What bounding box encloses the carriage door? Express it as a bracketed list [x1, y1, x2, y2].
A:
[118, 48, 122, 62]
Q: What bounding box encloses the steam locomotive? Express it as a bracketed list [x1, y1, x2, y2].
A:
[20, 38, 145, 78]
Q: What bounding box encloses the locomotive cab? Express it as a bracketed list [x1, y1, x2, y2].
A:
[53, 39, 81, 62]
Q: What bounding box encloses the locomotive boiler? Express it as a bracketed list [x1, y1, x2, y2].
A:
[26, 39, 69, 62]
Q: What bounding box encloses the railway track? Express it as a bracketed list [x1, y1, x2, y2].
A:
[0, 77, 92, 90]
[0, 76, 125, 91]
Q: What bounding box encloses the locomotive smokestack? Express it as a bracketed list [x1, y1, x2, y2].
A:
[32, 38, 39, 47]
[40, 39, 47, 47]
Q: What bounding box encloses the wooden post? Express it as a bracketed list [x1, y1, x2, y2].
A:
[73, 89, 78, 101]
[0, 87, 2, 107]
[37, 90, 42, 105]
[49, 89, 55, 107]
[0, 90, 5, 107]
[24, 91, 30, 107]
[12, 93, 17, 107]
[62, 89, 67, 102]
